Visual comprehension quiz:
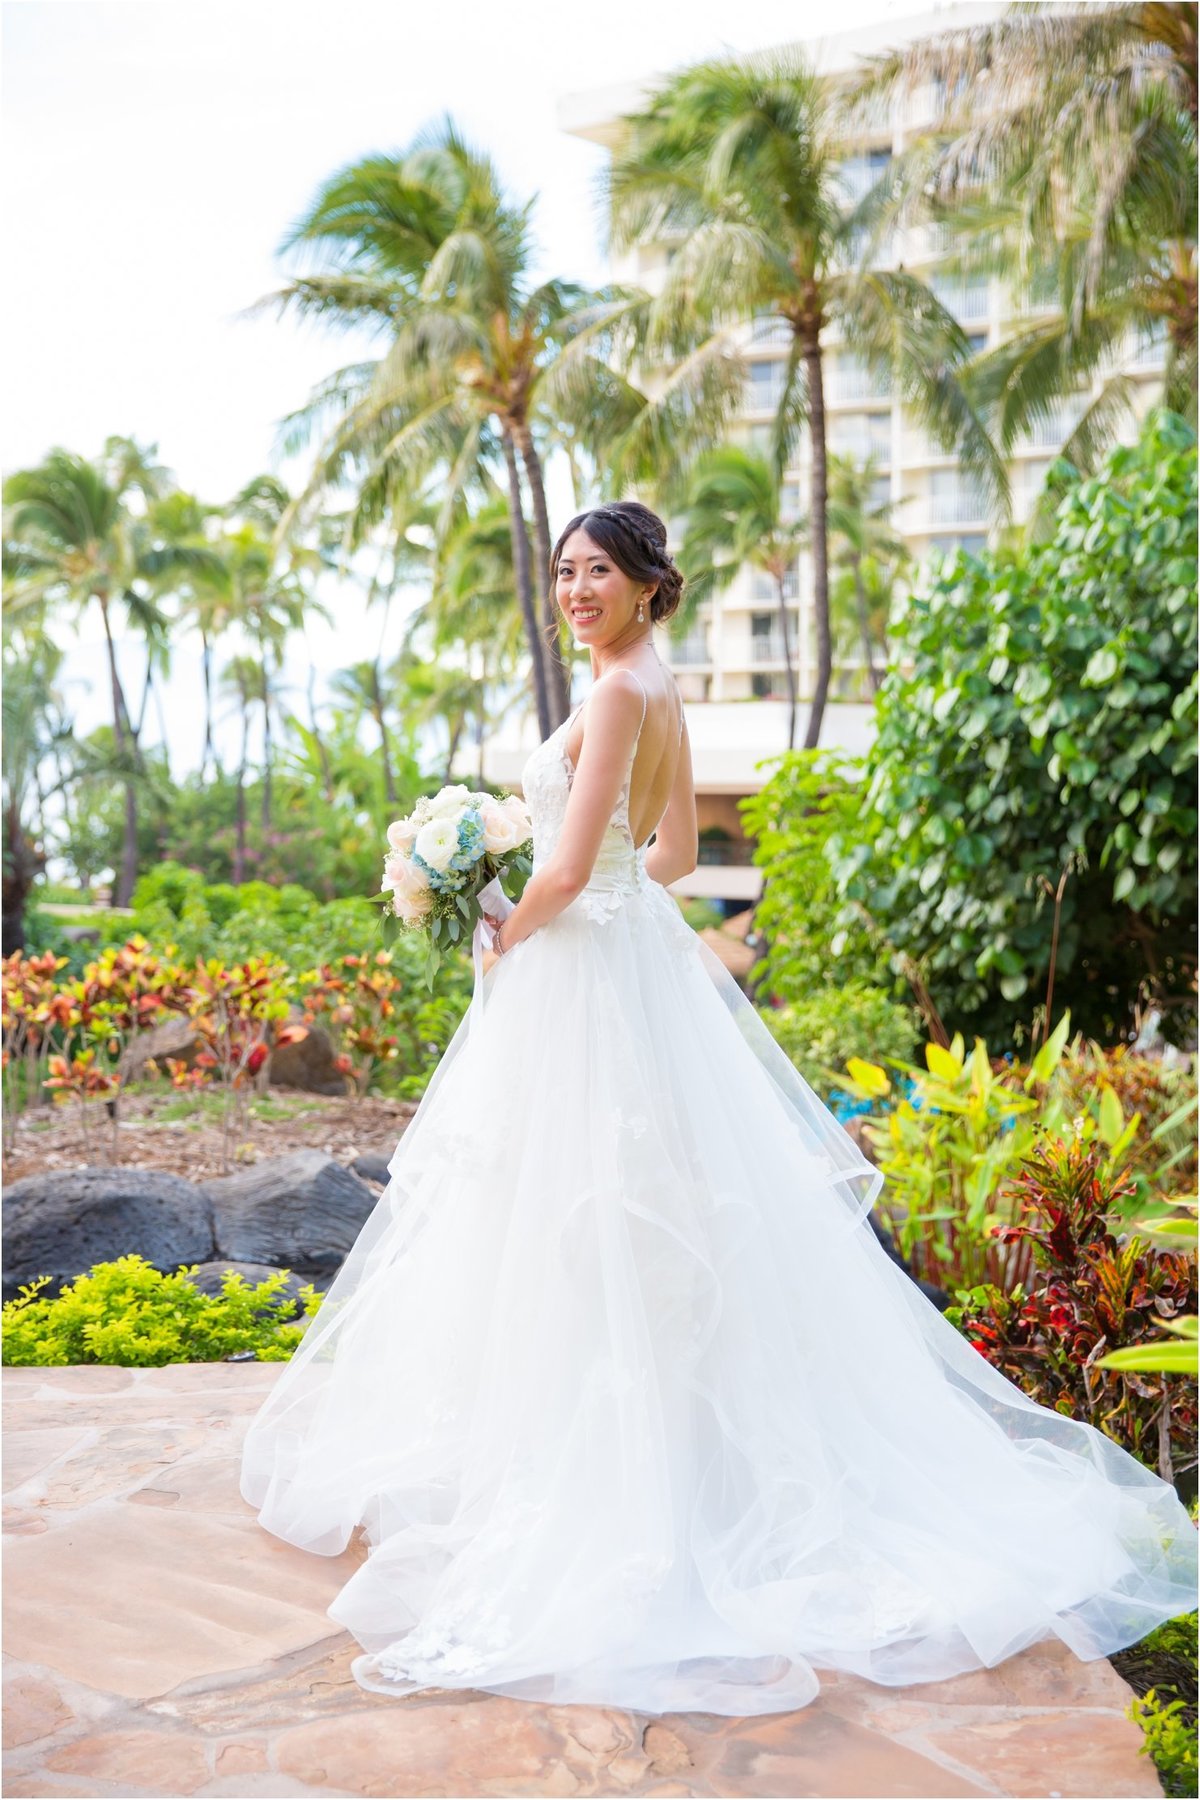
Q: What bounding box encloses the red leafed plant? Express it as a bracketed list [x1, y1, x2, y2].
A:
[298, 951, 402, 1099]
[946, 1134, 1197, 1485]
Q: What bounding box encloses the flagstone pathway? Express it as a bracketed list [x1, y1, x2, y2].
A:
[2, 1364, 1163, 1799]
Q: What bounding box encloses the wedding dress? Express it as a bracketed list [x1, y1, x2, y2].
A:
[239, 663, 1197, 1718]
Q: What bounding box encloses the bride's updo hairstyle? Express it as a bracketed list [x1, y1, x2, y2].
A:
[550, 501, 685, 626]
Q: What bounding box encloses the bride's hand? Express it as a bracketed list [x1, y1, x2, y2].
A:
[482, 910, 504, 933]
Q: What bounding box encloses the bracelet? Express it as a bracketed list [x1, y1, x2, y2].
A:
[494, 919, 507, 955]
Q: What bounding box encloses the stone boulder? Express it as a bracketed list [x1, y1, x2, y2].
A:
[119, 1015, 203, 1083]
[204, 1151, 377, 1279]
[267, 1016, 349, 1096]
[349, 1151, 393, 1187]
[2, 1168, 215, 1304]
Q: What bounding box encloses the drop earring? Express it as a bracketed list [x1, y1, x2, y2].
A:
[637, 595, 645, 623]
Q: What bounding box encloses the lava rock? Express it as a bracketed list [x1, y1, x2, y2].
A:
[204, 1151, 376, 1278]
[349, 1152, 393, 1187]
[3, 1167, 215, 1304]
[119, 1015, 204, 1082]
[268, 1017, 348, 1096]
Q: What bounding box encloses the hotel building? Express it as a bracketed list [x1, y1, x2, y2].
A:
[462, 4, 1168, 912]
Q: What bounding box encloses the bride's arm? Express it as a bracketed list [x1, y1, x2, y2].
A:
[491, 675, 646, 952]
[643, 712, 698, 889]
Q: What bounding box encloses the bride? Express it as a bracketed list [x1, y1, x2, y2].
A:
[239, 499, 1197, 1717]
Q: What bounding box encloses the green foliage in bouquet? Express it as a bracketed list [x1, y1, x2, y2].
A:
[826, 408, 1197, 1047]
[1, 1255, 323, 1366]
[372, 788, 533, 989]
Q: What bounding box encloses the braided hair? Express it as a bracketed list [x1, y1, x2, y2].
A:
[549, 501, 685, 625]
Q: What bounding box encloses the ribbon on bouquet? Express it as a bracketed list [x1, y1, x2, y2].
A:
[468, 874, 514, 1042]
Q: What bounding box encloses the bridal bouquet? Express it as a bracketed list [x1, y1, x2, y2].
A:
[373, 784, 532, 987]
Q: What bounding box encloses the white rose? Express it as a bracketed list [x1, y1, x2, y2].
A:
[478, 801, 523, 855]
[386, 816, 418, 854]
[427, 783, 472, 820]
[501, 793, 532, 838]
[414, 816, 460, 873]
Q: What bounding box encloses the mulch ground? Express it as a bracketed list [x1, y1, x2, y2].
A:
[3, 1087, 418, 1184]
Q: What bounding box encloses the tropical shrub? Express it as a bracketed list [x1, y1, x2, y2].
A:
[835, 1016, 1077, 1289]
[1127, 1687, 1198, 1800]
[946, 1137, 1197, 1483]
[127, 862, 381, 969]
[828, 408, 1198, 1046]
[762, 981, 921, 1100]
[740, 749, 898, 1004]
[1052, 1043, 1198, 1205]
[1120, 1609, 1199, 1800]
[1, 1256, 323, 1366]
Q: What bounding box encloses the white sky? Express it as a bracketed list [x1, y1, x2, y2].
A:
[3, 0, 919, 778]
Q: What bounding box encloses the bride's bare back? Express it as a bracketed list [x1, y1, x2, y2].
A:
[564, 658, 686, 851]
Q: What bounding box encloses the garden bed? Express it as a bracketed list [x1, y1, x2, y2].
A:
[3, 1086, 418, 1185]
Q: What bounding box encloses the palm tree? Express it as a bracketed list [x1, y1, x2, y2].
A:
[1, 632, 59, 951]
[607, 51, 1002, 749]
[3, 448, 218, 903]
[219, 654, 267, 883]
[824, 453, 909, 696]
[253, 122, 654, 739]
[679, 447, 808, 748]
[222, 478, 330, 836]
[329, 661, 401, 807]
[410, 497, 529, 783]
[152, 490, 233, 778]
[844, 2, 1197, 435]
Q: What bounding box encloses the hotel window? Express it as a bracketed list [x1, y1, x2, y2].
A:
[746, 359, 787, 413]
[751, 568, 799, 602]
[929, 534, 988, 558]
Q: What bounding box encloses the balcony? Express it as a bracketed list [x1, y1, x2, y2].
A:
[828, 421, 893, 464]
[1018, 407, 1082, 450]
[927, 486, 989, 526]
[670, 635, 712, 666]
[749, 314, 793, 349]
[697, 836, 755, 867]
[1130, 321, 1168, 368]
[929, 277, 990, 323]
[828, 358, 892, 404]
[749, 633, 793, 663]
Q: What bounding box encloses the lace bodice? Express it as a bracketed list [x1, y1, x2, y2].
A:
[519, 666, 684, 916]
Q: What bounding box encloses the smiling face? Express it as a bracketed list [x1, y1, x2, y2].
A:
[554, 528, 656, 646]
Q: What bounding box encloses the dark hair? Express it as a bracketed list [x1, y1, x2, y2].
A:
[549, 501, 685, 626]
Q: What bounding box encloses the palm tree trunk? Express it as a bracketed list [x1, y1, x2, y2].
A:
[775, 570, 799, 751]
[98, 596, 139, 907]
[306, 665, 335, 803]
[501, 425, 552, 739]
[369, 660, 397, 806]
[445, 717, 463, 786]
[851, 552, 882, 695]
[260, 646, 273, 836]
[233, 698, 250, 884]
[200, 631, 215, 778]
[802, 342, 832, 751]
[1, 800, 44, 955]
[514, 421, 569, 727]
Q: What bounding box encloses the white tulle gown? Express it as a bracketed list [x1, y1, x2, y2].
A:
[239, 666, 1197, 1718]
